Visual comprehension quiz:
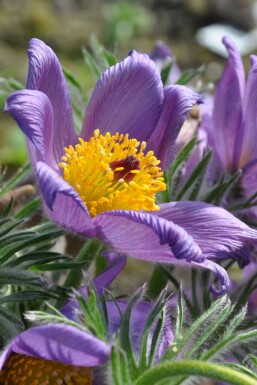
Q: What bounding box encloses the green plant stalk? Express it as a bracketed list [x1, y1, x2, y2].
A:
[134, 360, 257, 385]
[64, 238, 103, 289]
[147, 266, 168, 298]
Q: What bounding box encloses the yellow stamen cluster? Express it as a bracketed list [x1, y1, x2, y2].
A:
[59, 129, 166, 217]
[0, 353, 93, 385]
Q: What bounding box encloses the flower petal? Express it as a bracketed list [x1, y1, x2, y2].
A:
[149, 41, 181, 84]
[192, 260, 229, 295]
[93, 251, 127, 295]
[35, 161, 95, 237]
[213, 36, 245, 171]
[5, 90, 55, 168]
[242, 159, 257, 199]
[239, 55, 257, 166]
[156, 201, 257, 267]
[61, 251, 126, 318]
[147, 85, 202, 169]
[0, 324, 110, 369]
[81, 51, 163, 142]
[93, 209, 204, 263]
[27, 38, 77, 164]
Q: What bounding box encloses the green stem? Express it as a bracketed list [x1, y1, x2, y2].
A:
[64, 238, 102, 289]
[134, 360, 257, 385]
[147, 266, 168, 298]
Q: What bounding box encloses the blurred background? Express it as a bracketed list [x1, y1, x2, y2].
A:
[1, 0, 257, 165]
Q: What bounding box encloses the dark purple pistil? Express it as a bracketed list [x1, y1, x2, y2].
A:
[110, 155, 140, 182]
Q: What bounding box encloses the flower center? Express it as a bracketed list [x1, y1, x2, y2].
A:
[59, 129, 166, 217]
[0, 353, 93, 385]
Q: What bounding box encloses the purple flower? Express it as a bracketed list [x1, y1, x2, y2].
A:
[148, 40, 181, 84]
[0, 324, 109, 384]
[5, 38, 257, 294]
[0, 256, 173, 384]
[198, 36, 257, 213]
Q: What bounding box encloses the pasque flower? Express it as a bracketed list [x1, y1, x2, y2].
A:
[199, 36, 257, 214]
[0, 256, 173, 384]
[6, 38, 257, 293]
[148, 40, 181, 84]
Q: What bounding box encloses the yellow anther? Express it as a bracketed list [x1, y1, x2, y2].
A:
[59, 129, 166, 217]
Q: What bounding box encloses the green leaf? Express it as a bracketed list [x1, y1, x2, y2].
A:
[63, 67, 83, 92]
[90, 34, 117, 70]
[0, 229, 64, 264]
[0, 218, 24, 237]
[0, 162, 30, 197]
[0, 198, 13, 217]
[163, 296, 229, 361]
[9, 251, 70, 268]
[0, 267, 46, 286]
[138, 289, 167, 371]
[82, 47, 102, 78]
[175, 149, 212, 201]
[14, 198, 41, 219]
[176, 65, 205, 85]
[202, 170, 241, 205]
[30, 261, 87, 271]
[120, 285, 146, 374]
[0, 291, 59, 304]
[134, 360, 257, 385]
[162, 137, 197, 202]
[161, 61, 172, 85]
[64, 238, 103, 289]
[111, 346, 132, 385]
[148, 309, 166, 368]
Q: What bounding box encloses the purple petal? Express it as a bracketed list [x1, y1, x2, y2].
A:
[61, 252, 126, 319]
[156, 201, 257, 266]
[93, 209, 204, 263]
[93, 251, 126, 295]
[81, 51, 163, 142]
[149, 41, 181, 84]
[149, 41, 172, 62]
[192, 260, 229, 295]
[5, 90, 55, 168]
[242, 159, 257, 197]
[213, 36, 245, 171]
[147, 85, 202, 169]
[27, 38, 77, 163]
[0, 324, 110, 369]
[239, 55, 257, 166]
[36, 162, 95, 237]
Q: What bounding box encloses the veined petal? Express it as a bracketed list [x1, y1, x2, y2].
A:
[5, 90, 55, 168]
[27, 38, 77, 165]
[36, 162, 95, 237]
[156, 201, 257, 266]
[213, 36, 245, 171]
[240, 55, 257, 166]
[0, 324, 110, 369]
[147, 85, 202, 169]
[93, 210, 204, 263]
[81, 51, 163, 142]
